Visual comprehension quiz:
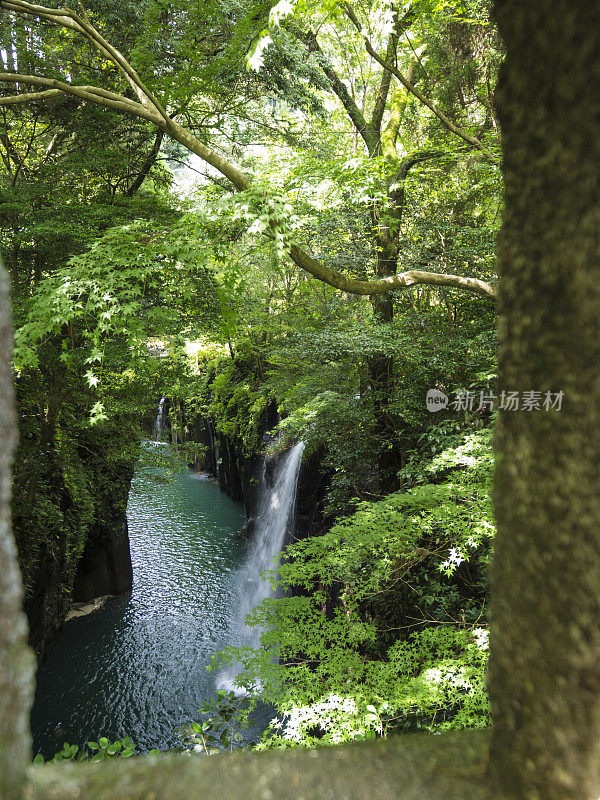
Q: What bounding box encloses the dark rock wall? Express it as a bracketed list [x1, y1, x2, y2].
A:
[294, 446, 331, 543]
[185, 410, 331, 542]
[13, 393, 138, 662]
[182, 414, 263, 519]
[71, 463, 134, 601]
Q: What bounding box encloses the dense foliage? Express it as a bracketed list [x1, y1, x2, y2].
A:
[1, 0, 501, 755]
[213, 430, 493, 747]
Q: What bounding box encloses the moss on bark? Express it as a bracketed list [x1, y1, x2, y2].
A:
[27, 729, 489, 800]
[489, 2, 600, 797]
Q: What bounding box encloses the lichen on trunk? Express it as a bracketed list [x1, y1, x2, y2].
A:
[489, 3, 600, 797]
[0, 259, 35, 800]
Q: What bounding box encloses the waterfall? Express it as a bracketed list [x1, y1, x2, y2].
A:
[239, 442, 305, 639]
[154, 397, 166, 441]
[220, 441, 305, 691]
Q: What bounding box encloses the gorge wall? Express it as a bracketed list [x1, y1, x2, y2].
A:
[12, 367, 138, 662]
[180, 401, 331, 544]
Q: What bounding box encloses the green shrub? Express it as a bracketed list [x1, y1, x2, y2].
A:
[33, 736, 152, 764]
[212, 430, 494, 749]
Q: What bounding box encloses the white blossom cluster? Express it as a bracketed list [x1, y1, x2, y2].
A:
[272, 694, 363, 744]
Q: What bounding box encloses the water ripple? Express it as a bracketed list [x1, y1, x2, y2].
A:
[31, 461, 251, 756]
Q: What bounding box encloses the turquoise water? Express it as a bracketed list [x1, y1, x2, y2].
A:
[30, 447, 255, 757]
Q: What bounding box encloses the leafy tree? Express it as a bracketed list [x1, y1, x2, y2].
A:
[212, 430, 493, 745]
[0, 0, 499, 292]
[0, 0, 501, 488]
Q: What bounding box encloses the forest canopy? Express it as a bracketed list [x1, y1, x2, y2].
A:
[1, 0, 501, 763]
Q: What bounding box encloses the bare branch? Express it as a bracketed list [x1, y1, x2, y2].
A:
[0, 89, 62, 104]
[0, 73, 143, 107]
[0, 73, 162, 122]
[289, 243, 496, 299]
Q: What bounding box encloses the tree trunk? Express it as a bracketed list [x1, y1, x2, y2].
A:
[488, 3, 600, 798]
[368, 345, 400, 494]
[368, 239, 402, 493]
[0, 257, 35, 800]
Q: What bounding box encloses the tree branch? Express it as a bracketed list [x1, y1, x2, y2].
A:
[124, 129, 164, 196]
[386, 149, 444, 234]
[0, 88, 62, 104]
[0, 73, 162, 122]
[0, 1, 497, 302]
[370, 31, 397, 139]
[289, 244, 496, 299]
[380, 70, 414, 164]
[287, 23, 379, 155]
[342, 2, 500, 165]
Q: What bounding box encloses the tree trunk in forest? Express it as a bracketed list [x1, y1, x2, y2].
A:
[488, 3, 600, 798]
[369, 240, 401, 493]
[368, 317, 401, 493]
[0, 257, 35, 800]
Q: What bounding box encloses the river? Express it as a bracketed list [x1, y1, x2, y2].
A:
[31, 445, 257, 757]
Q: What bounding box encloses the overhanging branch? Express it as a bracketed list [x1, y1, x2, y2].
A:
[289, 245, 496, 299]
[0, 0, 497, 303]
[0, 73, 162, 122]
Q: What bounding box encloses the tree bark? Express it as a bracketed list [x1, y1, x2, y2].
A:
[488, 3, 600, 798]
[368, 242, 398, 492]
[0, 256, 35, 800]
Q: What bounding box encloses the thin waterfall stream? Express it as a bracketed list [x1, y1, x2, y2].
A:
[31, 437, 305, 756]
[153, 396, 166, 441]
[220, 442, 305, 691]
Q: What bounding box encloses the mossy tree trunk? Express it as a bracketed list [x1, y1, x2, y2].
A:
[0, 259, 35, 800]
[489, 3, 600, 798]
